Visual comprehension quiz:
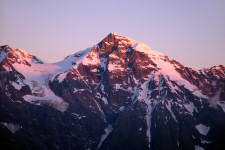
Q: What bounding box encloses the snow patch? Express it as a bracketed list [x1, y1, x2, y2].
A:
[201, 140, 212, 144]
[99, 57, 108, 71]
[130, 41, 164, 57]
[81, 49, 100, 66]
[93, 99, 106, 118]
[195, 124, 210, 136]
[57, 72, 68, 83]
[10, 51, 81, 112]
[108, 64, 124, 72]
[129, 71, 157, 149]
[114, 84, 128, 91]
[23, 94, 69, 112]
[218, 102, 225, 113]
[118, 106, 125, 112]
[195, 145, 204, 150]
[102, 97, 108, 105]
[1, 122, 22, 134]
[95, 93, 101, 98]
[109, 53, 120, 59]
[11, 81, 24, 90]
[207, 89, 225, 113]
[97, 125, 113, 149]
[0, 49, 10, 64]
[53, 46, 93, 71]
[184, 102, 196, 115]
[146, 102, 154, 149]
[166, 101, 178, 123]
[71, 113, 86, 120]
[150, 55, 207, 99]
[208, 89, 220, 107]
[73, 88, 86, 93]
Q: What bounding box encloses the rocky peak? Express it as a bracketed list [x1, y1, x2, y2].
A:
[97, 32, 131, 56]
[209, 65, 225, 77]
[0, 45, 31, 60]
[0, 45, 11, 64]
[0, 45, 13, 53]
[0, 46, 43, 66]
[96, 33, 165, 61]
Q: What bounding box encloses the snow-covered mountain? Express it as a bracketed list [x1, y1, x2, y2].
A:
[0, 33, 225, 150]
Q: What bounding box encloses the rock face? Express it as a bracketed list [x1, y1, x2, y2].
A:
[0, 33, 225, 150]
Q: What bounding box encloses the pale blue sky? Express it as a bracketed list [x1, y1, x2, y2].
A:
[0, 0, 224, 69]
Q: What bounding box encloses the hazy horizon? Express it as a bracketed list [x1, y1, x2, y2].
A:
[1, 0, 225, 69]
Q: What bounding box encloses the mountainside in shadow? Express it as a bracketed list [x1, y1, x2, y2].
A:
[0, 33, 225, 150]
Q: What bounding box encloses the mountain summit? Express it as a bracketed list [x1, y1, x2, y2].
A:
[0, 33, 225, 150]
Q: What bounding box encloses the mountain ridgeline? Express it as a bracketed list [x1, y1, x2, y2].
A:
[0, 33, 225, 150]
